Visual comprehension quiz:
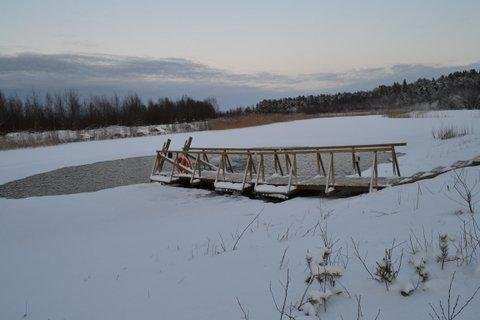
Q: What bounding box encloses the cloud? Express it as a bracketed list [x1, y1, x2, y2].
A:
[0, 53, 478, 108]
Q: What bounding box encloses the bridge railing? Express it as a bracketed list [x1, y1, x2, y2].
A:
[151, 137, 406, 194]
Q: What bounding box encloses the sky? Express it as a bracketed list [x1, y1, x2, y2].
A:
[1, 0, 479, 107]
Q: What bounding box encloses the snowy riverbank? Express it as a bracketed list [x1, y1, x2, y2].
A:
[0, 110, 479, 319]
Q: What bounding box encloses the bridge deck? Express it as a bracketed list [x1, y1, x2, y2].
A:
[149, 137, 406, 199]
[150, 172, 397, 188]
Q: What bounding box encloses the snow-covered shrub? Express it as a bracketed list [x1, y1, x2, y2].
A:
[401, 255, 430, 297]
[352, 238, 403, 291]
[437, 234, 450, 270]
[300, 248, 345, 317]
[306, 288, 343, 313]
[305, 251, 345, 285]
[412, 256, 430, 283]
[375, 247, 401, 290]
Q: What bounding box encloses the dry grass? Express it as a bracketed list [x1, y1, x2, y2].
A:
[0, 132, 64, 150]
[208, 110, 382, 131]
[385, 110, 451, 119]
[208, 113, 314, 130]
[0, 108, 417, 150]
[432, 125, 472, 140]
[384, 109, 415, 118]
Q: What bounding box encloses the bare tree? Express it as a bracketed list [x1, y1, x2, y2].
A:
[428, 271, 480, 320]
[445, 169, 480, 214]
[235, 297, 250, 320]
[269, 268, 296, 320]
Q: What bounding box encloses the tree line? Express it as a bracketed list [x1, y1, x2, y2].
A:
[1, 69, 479, 134]
[0, 91, 218, 134]
[253, 69, 480, 115]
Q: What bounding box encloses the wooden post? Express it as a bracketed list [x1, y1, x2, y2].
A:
[202, 150, 209, 164]
[369, 151, 378, 192]
[225, 152, 234, 173]
[325, 152, 335, 194]
[215, 153, 224, 183]
[255, 153, 262, 186]
[183, 136, 193, 151]
[391, 146, 401, 177]
[176, 137, 193, 172]
[251, 155, 257, 174]
[287, 159, 294, 193]
[293, 153, 298, 176]
[352, 149, 361, 177]
[155, 139, 171, 174]
[351, 149, 356, 172]
[260, 154, 265, 182]
[274, 151, 284, 176]
[241, 154, 251, 190]
[285, 152, 291, 174]
[355, 155, 361, 177]
[190, 153, 200, 183]
[221, 151, 227, 179]
[273, 151, 278, 174]
[169, 152, 179, 181]
[248, 153, 254, 179]
[316, 152, 326, 176]
[151, 151, 160, 177]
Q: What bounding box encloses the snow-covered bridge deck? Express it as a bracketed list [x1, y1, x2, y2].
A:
[150, 137, 406, 199]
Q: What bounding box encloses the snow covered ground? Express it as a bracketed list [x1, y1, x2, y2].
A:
[4, 121, 209, 150]
[1, 110, 479, 319]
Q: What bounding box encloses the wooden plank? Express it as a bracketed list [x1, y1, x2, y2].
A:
[299, 176, 394, 188]
[183, 151, 217, 170]
[168, 146, 397, 156]
[189, 142, 407, 151]
[183, 136, 193, 151]
[158, 152, 194, 174]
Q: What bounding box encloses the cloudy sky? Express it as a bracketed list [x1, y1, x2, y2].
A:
[1, 0, 479, 107]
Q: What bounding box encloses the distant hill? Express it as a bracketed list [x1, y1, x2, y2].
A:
[250, 69, 480, 115]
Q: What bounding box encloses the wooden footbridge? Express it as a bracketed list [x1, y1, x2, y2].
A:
[150, 137, 406, 199]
